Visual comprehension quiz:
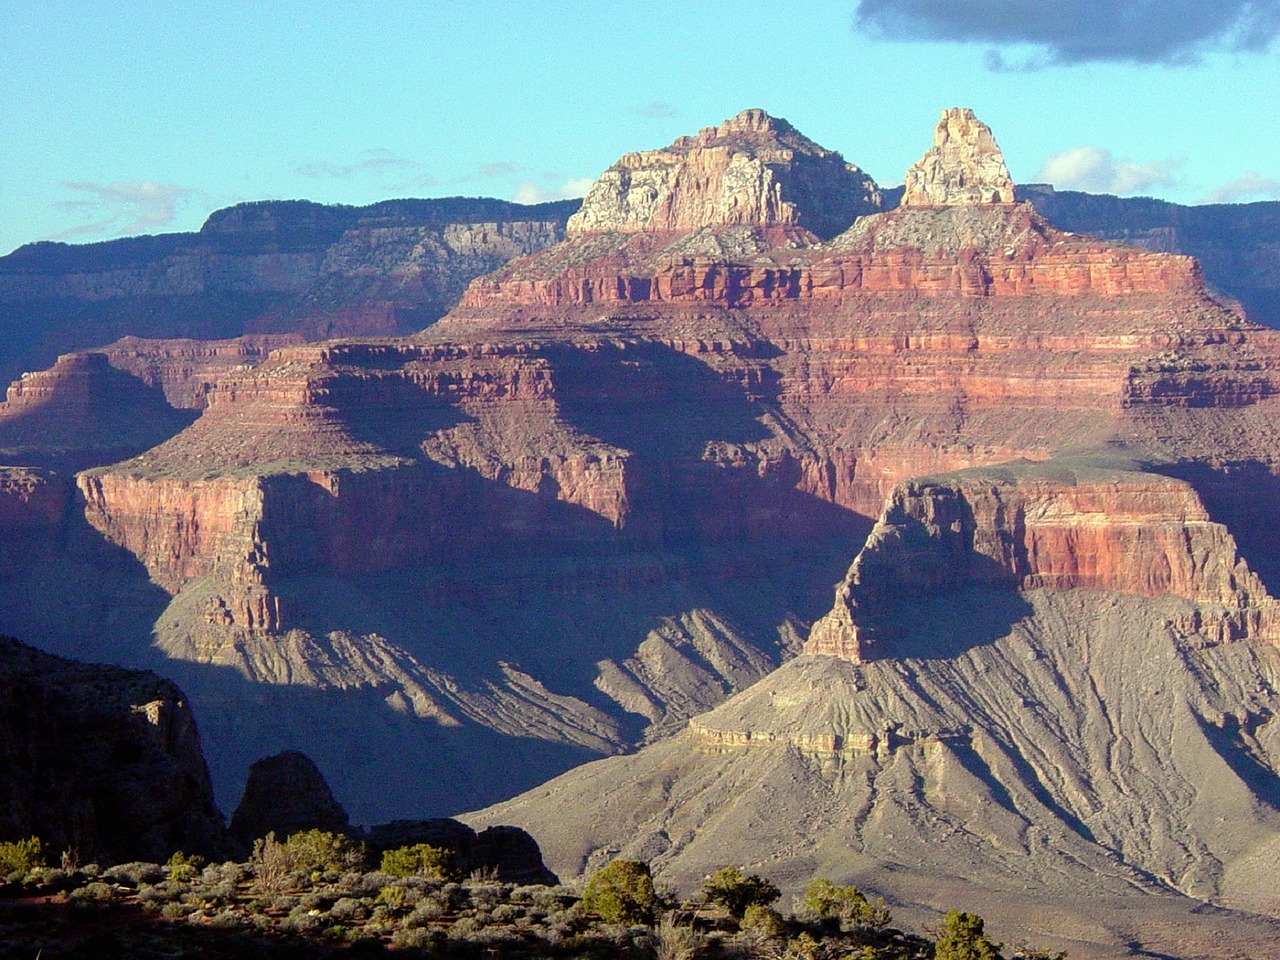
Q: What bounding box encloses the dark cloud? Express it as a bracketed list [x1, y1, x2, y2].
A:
[51, 181, 193, 239]
[854, 0, 1280, 65]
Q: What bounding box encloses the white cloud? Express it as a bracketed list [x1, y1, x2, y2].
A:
[50, 181, 193, 239]
[638, 101, 678, 118]
[1035, 146, 1179, 196]
[1202, 172, 1280, 204]
[511, 177, 595, 205]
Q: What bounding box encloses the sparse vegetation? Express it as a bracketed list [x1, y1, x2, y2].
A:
[0, 846, 1058, 960]
[0, 837, 46, 876]
[380, 843, 453, 879]
[581, 858, 656, 924]
[934, 910, 1004, 960]
[700, 865, 781, 919]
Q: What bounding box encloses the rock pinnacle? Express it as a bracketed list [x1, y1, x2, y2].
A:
[901, 108, 1015, 206]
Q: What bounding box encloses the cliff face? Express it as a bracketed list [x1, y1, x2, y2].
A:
[0, 636, 230, 863]
[566, 108, 881, 240]
[6, 106, 1280, 836]
[0, 197, 576, 384]
[807, 463, 1280, 661]
[1020, 187, 1280, 327]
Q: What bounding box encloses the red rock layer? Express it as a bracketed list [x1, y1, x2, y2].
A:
[807, 466, 1280, 661]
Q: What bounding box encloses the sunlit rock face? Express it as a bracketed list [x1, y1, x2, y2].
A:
[902, 107, 1016, 207]
[566, 108, 882, 240]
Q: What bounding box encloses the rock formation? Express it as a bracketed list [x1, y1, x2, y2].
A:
[808, 461, 1280, 661]
[229, 750, 350, 847]
[0, 636, 232, 864]
[567, 108, 881, 239]
[0, 197, 576, 385]
[1018, 185, 1280, 327]
[364, 819, 557, 885]
[901, 107, 1016, 206]
[7, 110, 1280, 960]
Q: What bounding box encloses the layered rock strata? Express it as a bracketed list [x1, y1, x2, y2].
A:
[0, 197, 576, 384]
[6, 106, 1280, 832]
[567, 108, 881, 240]
[808, 463, 1280, 661]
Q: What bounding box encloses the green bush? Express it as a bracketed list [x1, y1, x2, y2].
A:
[581, 859, 656, 924]
[934, 910, 1004, 960]
[282, 829, 366, 874]
[0, 837, 48, 874]
[165, 850, 203, 882]
[740, 903, 785, 939]
[700, 866, 780, 919]
[380, 843, 454, 879]
[796, 877, 891, 930]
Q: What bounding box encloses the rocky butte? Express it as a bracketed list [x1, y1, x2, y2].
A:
[4, 107, 1280, 957]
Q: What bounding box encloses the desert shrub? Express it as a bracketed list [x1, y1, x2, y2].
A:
[393, 926, 446, 949]
[286, 905, 326, 935]
[103, 861, 164, 886]
[284, 829, 366, 873]
[934, 911, 1003, 960]
[492, 902, 521, 923]
[701, 866, 780, 920]
[330, 897, 366, 922]
[740, 904, 785, 939]
[1010, 948, 1068, 960]
[202, 861, 248, 885]
[0, 837, 47, 875]
[653, 913, 700, 960]
[405, 897, 447, 927]
[68, 881, 114, 902]
[379, 842, 453, 879]
[209, 910, 243, 929]
[165, 850, 204, 882]
[378, 884, 408, 911]
[582, 859, 656, 925]
[161, 901, 194, 919]
[795, 878, 892, 931]
[466, 881, 505, 911]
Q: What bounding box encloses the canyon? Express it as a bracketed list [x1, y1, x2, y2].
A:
[3, 107, 1280, 956]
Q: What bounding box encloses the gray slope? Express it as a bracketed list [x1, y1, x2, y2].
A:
[467, 589, 1280, 959]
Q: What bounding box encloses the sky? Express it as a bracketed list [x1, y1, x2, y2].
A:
[3, 0, 1279, 256]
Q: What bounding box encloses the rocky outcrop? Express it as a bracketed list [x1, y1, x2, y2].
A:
[364, 819, 557, 884]
[0, 636, 231, 864]
[566, 108, 881, 240]
[807, 462, 1280, 661]
[229, 750, 350, 846]
[9, 106, 1280, 834]
[1019, 186, 1280, 327]
[902, 108, 1015, 207]
[0, 197, 577, 384]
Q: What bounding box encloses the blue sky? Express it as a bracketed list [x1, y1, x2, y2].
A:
[3, 0, 1278, 255]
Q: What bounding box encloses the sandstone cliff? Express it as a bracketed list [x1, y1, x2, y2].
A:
[808, 461, 1280, 661]
[6, 106, 1280, 838]
[0, 636, 231, 863]
[0, 197, 576, 384]
[566, 108, 881, 239]
[901, 108, 1016, 206]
